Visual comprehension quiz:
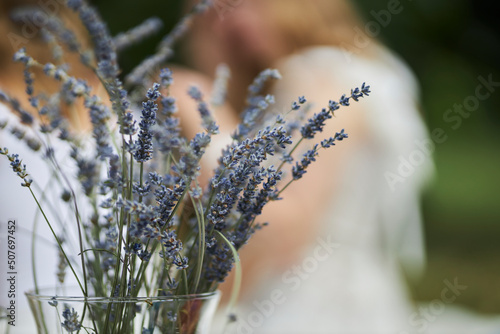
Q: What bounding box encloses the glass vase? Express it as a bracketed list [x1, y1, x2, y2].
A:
[26, 287, 220, 334]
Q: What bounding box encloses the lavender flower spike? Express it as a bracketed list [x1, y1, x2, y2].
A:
[67, 0, 119, 80]
[61, 307, 82, 332]
[247, 69, 282, 99]
[188, 86, 219, 135]
[133, 83, 160, 162]
[0, 149, 32, 187]
[113, 17, 163, 52]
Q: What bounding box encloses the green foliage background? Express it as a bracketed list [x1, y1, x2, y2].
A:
[90, 0, 500, 313]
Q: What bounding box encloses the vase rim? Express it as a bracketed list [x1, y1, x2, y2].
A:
[25, 286, 220, 303]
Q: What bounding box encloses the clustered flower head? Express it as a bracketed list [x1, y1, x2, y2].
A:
[0, 148, 32, 187]
[133, 83, 159, 162]
[233, 70, 281, 142]
[188, 86, 219, 135]
[61, 307, 82, 332]
[301, 82, 370, 139]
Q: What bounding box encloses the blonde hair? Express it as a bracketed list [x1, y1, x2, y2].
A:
[263, 0, 377, 56]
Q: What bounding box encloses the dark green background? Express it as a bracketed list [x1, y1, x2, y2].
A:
[90, 0, 500, 313]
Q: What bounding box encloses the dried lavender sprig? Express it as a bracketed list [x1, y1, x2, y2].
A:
[23, 68, 35, 100]
[284, 98, 310, 137]
[152, 179, 186, 229]
[113, 17, 163, 52]
[300, 108, 333, 139]
[233, 69, 281, 141]
[228, 166, 283, 249]
[13, 50, 70, 135]
[125, 50, 172, 87]
[7, 50, 102, 304]
[206, 85, 369, 281]
[277, 83, 371, 173]
[11, 7, 83, 55]
[133, 83, 160, 162]
[154, 111, 182, 156]
[71, 146, 99, 196]
[176, 133, 211, 180]
[0, 148, 32, 187]
[40, 29, 64, 63]
[160, 93, 177, 117]
[203, 240, 232, 284]
[142, 102, 219, 288]
[65, 0, 133, 142]
[235, 167, 266, 216]
[61, 307, 82, 332]
[125, 0, 211, 86]
[159, 68, 174, 89]
[206, 126, 291, 232]
[8, 125, 42, 152]
[17, 51, 75, 137]
[106, 80, 136, 135]
[86, 96, 113, 159]
[203, 85, 369, 285]
[301, 83, 370, 140]
[280, 129, 349, 195]
[41, 60, 120, 165]
[94, 226, 119, 272]
[188, 86, 219, 135]
[67, 0, 118, 80]
[0, 89, 33, 125]
[291, 96, 307, 111]
[158, 0, 211, 51]
[128, 176, 189, 298]
[247, 69, 282, 100]
[11, 48, 42, 119]
[8, 126, 25, 139]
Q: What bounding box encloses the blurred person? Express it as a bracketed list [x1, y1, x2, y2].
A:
[171, 0, 429, 333]
[172, 1, 500, 333]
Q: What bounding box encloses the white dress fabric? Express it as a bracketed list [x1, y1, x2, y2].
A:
[216, 46, 500, 334]
[0, 104, 84, 333]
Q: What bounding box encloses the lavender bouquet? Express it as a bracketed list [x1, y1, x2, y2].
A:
[0, 0, 370, 333]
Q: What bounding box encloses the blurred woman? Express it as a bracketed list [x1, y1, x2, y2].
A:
[172, 0, 433, 333]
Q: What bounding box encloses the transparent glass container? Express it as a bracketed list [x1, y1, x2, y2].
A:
[26, 287, 220, 334]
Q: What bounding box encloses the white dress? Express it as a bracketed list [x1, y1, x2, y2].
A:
[0, 104, 83, 333]
[217, 46, 500, 334]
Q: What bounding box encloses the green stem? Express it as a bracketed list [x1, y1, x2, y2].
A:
[190, 196, 205, 294]
[214, 230, 242, 329]
[27, 187, 84, 292]
[103, 135, 128, 333]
